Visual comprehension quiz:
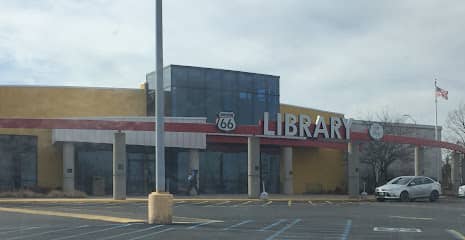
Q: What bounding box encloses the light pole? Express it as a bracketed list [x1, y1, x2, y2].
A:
[148, 0, 173, 225]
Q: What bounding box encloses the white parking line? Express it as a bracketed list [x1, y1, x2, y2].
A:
[222, 220, 253, 231]
[341, 219, 352, 240]
[127, 227, 174, 240]
[98, 225, 163, 240]
[0, 227, 40, 235]
[258, 219, 286, 232]
[193, 200, 209, 205]
[232, 201, 252, 207]
[186, 221, 215, 230]
[446, 229, 465, 240]
[49, 224, 131, 240]
[373, 227, 422, 233]
[389, 216, 433, 221]
[308, 201, 314, 206]
[5, 225, 89, 240]
[265, 219, 302, 240]
[204, 201, 231, 207]
[261, 201, 272, 207]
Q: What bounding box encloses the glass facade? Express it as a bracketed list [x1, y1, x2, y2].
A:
[72, 66, 283, 195]
[159, 65, 280, 124]
[0, 135, 37, 191]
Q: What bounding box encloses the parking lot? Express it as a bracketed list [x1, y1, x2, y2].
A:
[0, 197, 464, 239]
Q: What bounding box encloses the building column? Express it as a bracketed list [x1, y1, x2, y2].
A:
[113, 132, 127, 200]
[348, 141, 360, 198]
[414, 146, 424, 176]
[451, 151, 461, 193]
[248, 136, 260, 198]
[189, 149, 200, 194]
[280, 147, 293, 195]
[461, 154, 465, 185]
[62, 142, 75, 193]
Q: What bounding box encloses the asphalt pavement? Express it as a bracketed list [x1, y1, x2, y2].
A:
[0, 197, 464, 239]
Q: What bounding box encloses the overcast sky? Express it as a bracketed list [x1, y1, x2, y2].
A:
[1, 0, 464, 137]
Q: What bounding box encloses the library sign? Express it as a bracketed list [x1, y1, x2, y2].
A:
[262, 112, 353, 140]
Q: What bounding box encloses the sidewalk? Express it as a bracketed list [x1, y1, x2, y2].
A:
[0, 194, 375, 203]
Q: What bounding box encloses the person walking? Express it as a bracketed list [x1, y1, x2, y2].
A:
[186, 169, 199, 196]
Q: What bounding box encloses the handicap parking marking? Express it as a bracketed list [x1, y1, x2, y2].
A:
[373, 227, 422, 233]
[97, 225, 164, 240]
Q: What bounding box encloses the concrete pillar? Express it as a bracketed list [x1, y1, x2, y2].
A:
[348, 141, 360, 198]
[189, 149, 200, 193]
[414, 146, 424, 176]
[113, 132, 127, 200]
[248, 136, 260, 198]
[62, 142, 75, 193]
[280, 147, 293, 195]
[451, 151, 461, 193]
[460, 153, 465, 185]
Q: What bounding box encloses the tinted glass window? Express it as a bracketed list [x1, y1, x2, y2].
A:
[424, 178, 433, 184]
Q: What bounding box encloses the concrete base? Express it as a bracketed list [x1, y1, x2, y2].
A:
[148, 192, 173, 224]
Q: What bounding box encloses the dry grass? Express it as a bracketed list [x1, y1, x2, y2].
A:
[0, 189, 87, 198]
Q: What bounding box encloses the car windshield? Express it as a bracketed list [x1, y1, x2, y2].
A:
[388, 177, 413, 185]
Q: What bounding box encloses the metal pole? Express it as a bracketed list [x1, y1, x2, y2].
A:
[434, 79, 438, 141]
[155, 0, 165, 192]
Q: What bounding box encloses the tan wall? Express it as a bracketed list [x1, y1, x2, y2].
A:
[0, 86, 146, 118]
[292, 147, 346, 193]
[0, 86, 147, 189]
[280, 104, 346, 194]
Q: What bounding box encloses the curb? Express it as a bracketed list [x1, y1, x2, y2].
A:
[0, 198, 375, 204]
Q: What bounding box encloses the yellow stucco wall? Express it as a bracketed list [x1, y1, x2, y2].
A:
[0, 86, 146, 118]
[0, 86, 147, 189]
[280, 104, 346, 194]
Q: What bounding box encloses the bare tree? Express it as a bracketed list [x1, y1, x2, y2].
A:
[446, 102, 465, 146]
[360, 111, 413, 189]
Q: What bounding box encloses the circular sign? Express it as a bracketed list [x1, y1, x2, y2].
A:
[369, 123, 384, 140]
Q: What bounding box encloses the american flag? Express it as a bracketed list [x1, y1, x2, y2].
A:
[435, 86, 448, 100]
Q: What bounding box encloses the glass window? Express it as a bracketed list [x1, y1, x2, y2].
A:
[424, 178, 434, 184]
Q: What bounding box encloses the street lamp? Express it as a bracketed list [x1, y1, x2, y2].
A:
[148, 0, 173, 225]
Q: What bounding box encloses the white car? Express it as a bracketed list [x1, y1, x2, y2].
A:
[459, 185, 465, 198]
[375, 176, 442, 202]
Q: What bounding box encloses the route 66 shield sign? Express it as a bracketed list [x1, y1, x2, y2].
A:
[216, 112, 236, 132]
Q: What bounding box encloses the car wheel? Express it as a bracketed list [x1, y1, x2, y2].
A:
[429, 190, 439, 202]
[400, 191, 409, 202]
[376, 198, 385, 202]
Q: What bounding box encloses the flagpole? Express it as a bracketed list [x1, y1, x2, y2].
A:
[434, 78, 439, 181]
[434, 79, 438, 141]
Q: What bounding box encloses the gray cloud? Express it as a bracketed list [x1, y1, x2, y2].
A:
[0, 0, 464, 137]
